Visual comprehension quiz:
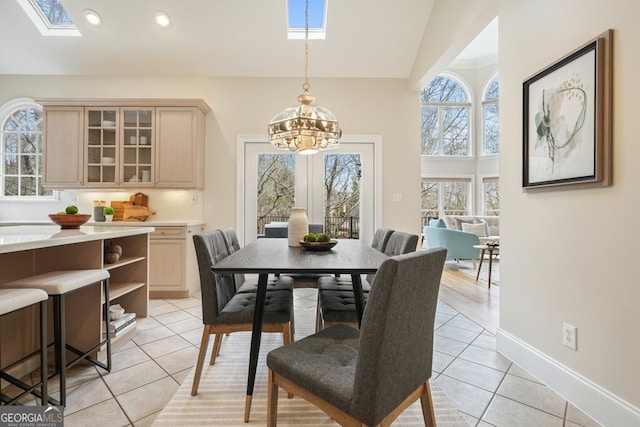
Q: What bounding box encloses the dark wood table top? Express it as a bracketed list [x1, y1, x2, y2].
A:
[212, 238, 388, 275]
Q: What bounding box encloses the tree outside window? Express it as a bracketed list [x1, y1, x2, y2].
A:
[1, 102, 52, 197]
[420, 178, 471, 226]
[483, 177, 500, 216]
[483, 75, 500, 155]
[421, 76, 471, 156]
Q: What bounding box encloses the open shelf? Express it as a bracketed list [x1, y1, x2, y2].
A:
[103, 256, 146, 270]
[106, 281, 147, 302]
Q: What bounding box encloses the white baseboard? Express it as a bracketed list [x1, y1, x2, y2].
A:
[496, 328, 640, 427]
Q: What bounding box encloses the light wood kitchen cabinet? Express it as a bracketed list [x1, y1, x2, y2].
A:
[42, 106, 84, 188]
[36, 99, 210, 189]
[149, 224, 204, 298]
[155, 107, 205, 188]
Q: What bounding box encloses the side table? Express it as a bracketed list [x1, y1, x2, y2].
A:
[473, 244, 499, 288]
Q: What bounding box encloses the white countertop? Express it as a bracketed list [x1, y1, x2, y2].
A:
[0, 225, 155, 254]
[0, 220, 204, 227]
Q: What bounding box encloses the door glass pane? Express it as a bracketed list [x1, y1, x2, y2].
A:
[256, 153, 295, 237]
[324, 153, 360, 239]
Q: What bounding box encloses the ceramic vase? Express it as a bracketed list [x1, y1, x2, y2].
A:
[287, 207, 308, 247]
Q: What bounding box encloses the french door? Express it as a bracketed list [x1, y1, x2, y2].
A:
[239, 136, 380, 246]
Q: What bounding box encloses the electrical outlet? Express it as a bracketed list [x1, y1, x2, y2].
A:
[563, 322, 577, 350]
[191, 194, 198, 206]
[392, 193, 402, 203]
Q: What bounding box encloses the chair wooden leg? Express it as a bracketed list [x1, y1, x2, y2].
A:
[290, 308, 295, 340]
[210, 333, 222, 365]
[191, 325, 211, 396]
[420, 381, 436, 427]
[267, 369, 279, 427]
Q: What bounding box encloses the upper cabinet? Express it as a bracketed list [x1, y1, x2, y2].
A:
[37, 99, 210, 189]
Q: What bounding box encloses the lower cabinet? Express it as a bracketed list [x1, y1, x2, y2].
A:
[149, 224, 204, 298]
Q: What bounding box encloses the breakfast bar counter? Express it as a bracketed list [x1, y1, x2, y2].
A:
[0, 225, 154, 370]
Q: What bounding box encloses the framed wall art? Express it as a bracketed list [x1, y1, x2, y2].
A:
[522, 29, 612, 191]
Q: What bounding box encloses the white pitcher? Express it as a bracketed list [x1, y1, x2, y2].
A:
[287, 207, 308, 247]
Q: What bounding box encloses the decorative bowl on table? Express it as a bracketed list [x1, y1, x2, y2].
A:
[48, 214, 91, 229]
[299, 240, 338, 251]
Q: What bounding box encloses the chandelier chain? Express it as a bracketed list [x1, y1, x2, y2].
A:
[303, 0, 310, 92]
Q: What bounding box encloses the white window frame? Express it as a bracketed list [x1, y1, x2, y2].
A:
[420, 175, 475, 220]
[0, 98, 57, 200]
[482, 73, 500, 156]
[420, 74, 473, 157]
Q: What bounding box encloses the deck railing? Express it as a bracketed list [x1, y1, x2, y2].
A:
[257, 216, 359, 239]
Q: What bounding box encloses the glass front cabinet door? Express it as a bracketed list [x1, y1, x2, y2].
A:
[85, 107, 154, 187]
[121, 108, 154, 186]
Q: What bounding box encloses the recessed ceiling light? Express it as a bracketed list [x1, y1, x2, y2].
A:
[83, 9, 102, 26]
[154, 10, 171, 27]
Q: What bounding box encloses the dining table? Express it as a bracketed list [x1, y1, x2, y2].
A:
[210, 237, 389, 421]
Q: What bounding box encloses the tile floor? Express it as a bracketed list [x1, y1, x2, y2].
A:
[10, 289, 601, 427]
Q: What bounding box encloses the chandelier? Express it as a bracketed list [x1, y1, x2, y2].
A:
[268, 0, 341, 155]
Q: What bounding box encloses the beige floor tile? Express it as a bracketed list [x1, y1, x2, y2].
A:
[140, 334, 192, 359]
[133, 411, 161, 427]
[164, 297, 201, 310]
[459, 344, 512, 371]
[433, 335, 469, 357]
[497, 374, 566, 417]
[53, 375, 112, 415]
[171, 367, 194, 385]
[432, 350, 455, 374]
[153, 309, 194, 325]
[147, 300, 181, 317]
[442, 358, 506, 392]
[102, 360, 168, 396]
[118, 376, 179, 423]
[135, 316, 162, 331]
[131, 325, 176, 346]
[185, 306, 203, 318]
[435, 324, 482, 344]
[507, 363, 544, 384]
[482, 395, 564, 426]
[447, 314, 484, 333]
[435, 374, 493, 418]
[566, 403, 603, 427]
[154, 346, 198, 375]
[164, 316, 203, 334]
[110, 345, 152, 372]
[180, 327, 205, 346]
[63, 397, 130, 427]
[471, 332, 497, 351]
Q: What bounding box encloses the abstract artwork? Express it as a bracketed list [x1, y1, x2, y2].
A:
[523, 30, 612, 191]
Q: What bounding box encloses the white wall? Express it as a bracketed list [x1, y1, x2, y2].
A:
[0, 75, 422, 234]
[498, 0, 640, 424]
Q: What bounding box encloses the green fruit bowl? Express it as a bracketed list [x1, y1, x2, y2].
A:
[49, 214, 91, 229]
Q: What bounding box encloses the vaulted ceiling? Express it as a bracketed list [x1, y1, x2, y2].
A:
[0, 0, 497, 78]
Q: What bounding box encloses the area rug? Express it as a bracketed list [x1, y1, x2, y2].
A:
[153, 309, 468, 426]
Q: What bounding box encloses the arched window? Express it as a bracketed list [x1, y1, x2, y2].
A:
[0, 99, 52, 197]
[482, 75, 500, 155]
[421, 75, 471, 156]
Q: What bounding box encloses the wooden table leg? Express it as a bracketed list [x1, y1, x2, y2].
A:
[245, 273, 268, 422]
[475, 249, 485, 281]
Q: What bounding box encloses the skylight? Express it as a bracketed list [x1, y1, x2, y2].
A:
[16, 0, 81, 36]
[287, 0, 327, 40]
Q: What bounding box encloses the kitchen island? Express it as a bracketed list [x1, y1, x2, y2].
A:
[0, 225, 154, 370]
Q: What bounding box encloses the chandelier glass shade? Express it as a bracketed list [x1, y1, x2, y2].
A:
[268, 0, 341, 155]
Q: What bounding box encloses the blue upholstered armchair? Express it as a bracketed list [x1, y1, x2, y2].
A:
[423, 222, 480, 261]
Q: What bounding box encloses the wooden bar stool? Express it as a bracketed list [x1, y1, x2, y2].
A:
[0, 269, 111, 406]
[0, 288, 48, 405]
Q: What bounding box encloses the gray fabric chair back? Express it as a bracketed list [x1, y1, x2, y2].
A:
[351, 248, 447, 425]
[371, 227, 394, 252]
[219, 227, 246, 290]
[383, 231, 419, 256]
[193, 230, 237, 323]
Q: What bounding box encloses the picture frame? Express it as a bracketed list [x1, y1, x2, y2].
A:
[522, 29, 612, 192]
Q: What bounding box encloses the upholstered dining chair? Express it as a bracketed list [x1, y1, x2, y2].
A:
[316, 230, 418, 331]
[190, 230, 294, 396]
[267, 248, 447, 427]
